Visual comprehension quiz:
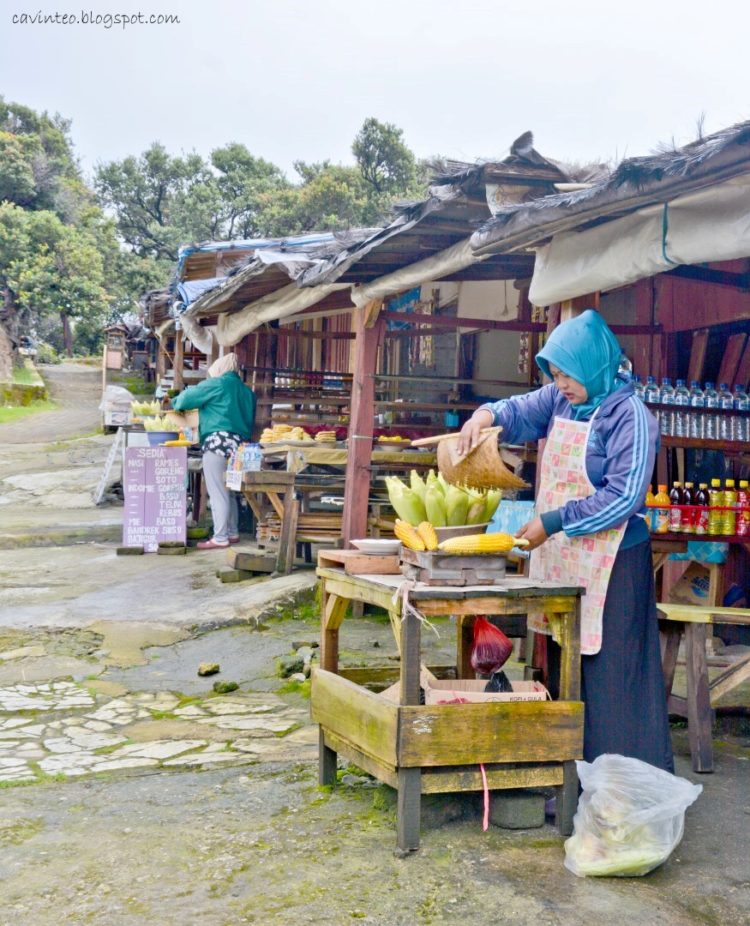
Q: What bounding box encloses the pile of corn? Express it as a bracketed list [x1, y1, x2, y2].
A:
[143, 414, 182, 432]
[394, 519, 527, 554]
[386, 471, 502, 528]
[131, 400, 161, 417]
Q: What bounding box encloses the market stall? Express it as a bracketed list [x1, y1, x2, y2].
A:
[311, 564, 584, 853]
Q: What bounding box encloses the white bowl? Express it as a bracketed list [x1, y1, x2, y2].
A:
[350, 539, 401, 555]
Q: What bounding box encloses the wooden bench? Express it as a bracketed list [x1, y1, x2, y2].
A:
[658, 603, 750, 773]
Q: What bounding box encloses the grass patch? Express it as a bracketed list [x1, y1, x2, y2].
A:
[0, 398, 56, 424]
[277, 677, 311, 699]
[12, 363, 38, 385]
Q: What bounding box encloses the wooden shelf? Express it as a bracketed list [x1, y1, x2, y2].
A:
[258, 395, 351, 407]
[651, 531, 750, 545]
[660, 436, 750, 453]
[373, 401, 476, 412]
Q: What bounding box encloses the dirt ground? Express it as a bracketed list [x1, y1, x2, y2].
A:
[0, 363, 748, 926]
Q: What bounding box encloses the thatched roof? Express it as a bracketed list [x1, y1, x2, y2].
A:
[298, 132, 565, 289]
[180, 229, 376, 321]
[471, 120, 750, 255]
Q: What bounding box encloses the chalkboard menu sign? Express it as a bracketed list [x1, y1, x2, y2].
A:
[123, 446, 187, 552]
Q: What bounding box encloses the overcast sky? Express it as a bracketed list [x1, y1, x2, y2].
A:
[2, 0, 748, 183]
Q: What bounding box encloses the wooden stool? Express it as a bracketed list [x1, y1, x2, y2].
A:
[658, 603, 750, 773]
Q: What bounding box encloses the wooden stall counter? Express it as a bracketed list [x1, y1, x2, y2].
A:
[311, 562, 585, 853]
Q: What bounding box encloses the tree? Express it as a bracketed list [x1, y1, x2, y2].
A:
[352, 117, 419, 198]
[0, 96, 80, 214]
[1, 205, 109, 356]
[209, 142, 290, 239]
[95, 143, 211, 262]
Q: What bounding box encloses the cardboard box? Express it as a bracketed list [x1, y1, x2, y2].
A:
[668, 562, 712, 606]
[424, 679, 550, 705]
[378, 665, 438, 703]
[168, 409, 199, 430]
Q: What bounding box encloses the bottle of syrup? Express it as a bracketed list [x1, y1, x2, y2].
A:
[668, 481, 683, 533]
[694, 483, 710, 535]
[681, 481, 695, 533]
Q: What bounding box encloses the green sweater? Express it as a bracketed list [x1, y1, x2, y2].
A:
[172, 372, 256, 443]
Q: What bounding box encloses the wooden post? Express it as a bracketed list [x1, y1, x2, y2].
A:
[341, 309, 385, 548]
[397, 600, 422, 854]
[560, 292, 599, 322]
[173, 334, 185, 391]
[633, 278, 656, 381]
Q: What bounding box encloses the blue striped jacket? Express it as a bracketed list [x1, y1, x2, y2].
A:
[480, 380, 658, 545]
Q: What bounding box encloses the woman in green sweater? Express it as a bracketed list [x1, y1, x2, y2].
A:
[172, 353, 256, 550]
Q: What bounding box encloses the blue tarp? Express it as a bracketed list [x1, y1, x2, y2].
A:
[175, 278, 226, 308]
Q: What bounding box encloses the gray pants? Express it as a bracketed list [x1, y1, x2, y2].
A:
[202, 450, 237, 542]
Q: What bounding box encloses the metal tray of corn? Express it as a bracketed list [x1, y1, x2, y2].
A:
[399, 547, 507, 586]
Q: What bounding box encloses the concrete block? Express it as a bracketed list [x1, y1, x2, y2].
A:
[489, 789, 545, 830]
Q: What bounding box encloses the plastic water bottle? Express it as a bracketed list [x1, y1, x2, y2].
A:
[732, 384, 749, 442]
[644, 376, 660, 428]
[659, 378, 675, 436]
[618, 354, 633, 381]
[688, 381, 705, 439]
[632, 375, 645, 401]
[718, 383, 734, 441]
[704, 382, 719, 440]
[673, 379, 690, 438]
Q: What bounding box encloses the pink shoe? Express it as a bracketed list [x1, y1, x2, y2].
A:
[228, 535, 241, 544]
[197, 538, 230, 550]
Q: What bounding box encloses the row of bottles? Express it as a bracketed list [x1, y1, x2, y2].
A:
[646, 479, 750, 536]
[634, 377, 750, 441]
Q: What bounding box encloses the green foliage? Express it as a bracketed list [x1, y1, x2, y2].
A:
[0, 96, 79, 214]
[95, 142, 209, 260]
[352, 117, 419, 197]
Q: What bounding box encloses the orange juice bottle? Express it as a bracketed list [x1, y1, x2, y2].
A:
[654, 484, 671, 533]
[645, 486, 656, 531]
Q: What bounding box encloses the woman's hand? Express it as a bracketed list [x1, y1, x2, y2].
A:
[515, 516, 548, 551]
[456, 409, 493, 456]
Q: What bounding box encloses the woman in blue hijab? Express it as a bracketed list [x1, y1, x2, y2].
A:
[459, 309, 673, 774]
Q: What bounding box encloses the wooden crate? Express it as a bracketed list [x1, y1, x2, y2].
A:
[311, 668, 583, 793]
[318, 548, 400, 576]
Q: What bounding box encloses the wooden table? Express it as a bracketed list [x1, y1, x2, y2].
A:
[311, 567, 585, 853]
[659, 602, 750, 773]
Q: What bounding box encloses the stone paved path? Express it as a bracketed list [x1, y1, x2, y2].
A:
[0, 679, 316, 785]
[0, 362, 102, 444]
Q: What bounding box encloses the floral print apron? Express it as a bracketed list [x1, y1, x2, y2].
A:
[528, 411, 627, 655]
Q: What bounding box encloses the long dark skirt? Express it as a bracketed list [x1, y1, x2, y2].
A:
[548, 539, 674, 772]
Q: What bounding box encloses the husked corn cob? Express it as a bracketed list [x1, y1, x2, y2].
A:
[394, 519, 426, 551]
[438, 532, 529, 554]
[416, 521, 439, 551]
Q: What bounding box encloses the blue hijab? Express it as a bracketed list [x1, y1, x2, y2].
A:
[536, 310, 623, 420]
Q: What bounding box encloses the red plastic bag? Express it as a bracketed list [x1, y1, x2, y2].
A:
[470, 617, 513, 675]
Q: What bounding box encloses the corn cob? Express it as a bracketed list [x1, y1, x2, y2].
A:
[386, 476, 427, 525]
[424, 484, 447, 527]
[445, 484, 469, 526]
[483, 489, 503, 523]
[426, 470, 443, 495]
[410, 470, 427, 502]
[465, 488, 487, 525]
[394, 519, 426, 551]
[416, 521, 439, 551]
[438, 532, 529, 554]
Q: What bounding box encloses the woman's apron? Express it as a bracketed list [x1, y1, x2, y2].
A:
[528, 411, 627, 655]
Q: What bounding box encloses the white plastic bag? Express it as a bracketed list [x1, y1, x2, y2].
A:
[564, 754, 702, 878]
